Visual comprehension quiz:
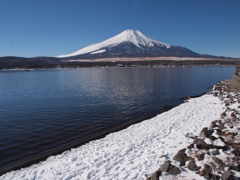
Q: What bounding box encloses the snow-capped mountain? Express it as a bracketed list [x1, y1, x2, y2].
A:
[57, 30, 200, 59]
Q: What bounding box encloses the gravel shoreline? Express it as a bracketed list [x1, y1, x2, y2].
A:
[147, 78, 240, 180]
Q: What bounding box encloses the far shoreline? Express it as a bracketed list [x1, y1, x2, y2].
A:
[0, 56, 240, 70]
[0, 61, 237, 72]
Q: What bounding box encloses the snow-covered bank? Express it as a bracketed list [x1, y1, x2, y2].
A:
[148, 80, 240, 180]
[1, 95, 225, 180]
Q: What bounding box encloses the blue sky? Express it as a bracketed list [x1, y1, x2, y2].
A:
[0, 0, 240, 57]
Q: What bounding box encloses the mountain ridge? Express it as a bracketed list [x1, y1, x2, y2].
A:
[57, 30, 201, 59]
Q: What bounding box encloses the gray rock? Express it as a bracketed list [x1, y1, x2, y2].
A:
[173, 148, 188, 164]
[193, 138, 212, 149]
[147, 171, 160, 180]
[200, 165, 212, 180]
[197, 144, 212, 149]
[187, 144, 194, 149]
[193, 138, 207, 145]
[219, 94, 224, 100]
[218, 122, 226, 129]
[221, 112, 227, 119]
[229, 97, 234, 103]
[196, 152, 205, 161]
[199, 127, 213, 138]
[215, 128, 222, 134]
[187, 160, 201, 171]
[222, 171, 234, 180]
[212, 173, 220, 180]
[231, 112, 237, 118]
[158, 161, 181, 176]
[168, 165, 181, 176]
[232, 149, 240, 156]
[204, 172, 212, 180]
[158, 161, 171, 172]
[226, 107, 231, 111]
[213, 157, 226, 171]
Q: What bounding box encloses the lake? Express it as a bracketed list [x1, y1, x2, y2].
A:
[0, 66, 235, 174]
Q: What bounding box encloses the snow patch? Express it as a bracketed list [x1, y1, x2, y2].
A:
[204, 138, 213, 144]
[90, 49, 106, 54]
[213, 138, 226, 147]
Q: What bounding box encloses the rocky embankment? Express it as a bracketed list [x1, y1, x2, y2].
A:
[147, 77, 240, 180]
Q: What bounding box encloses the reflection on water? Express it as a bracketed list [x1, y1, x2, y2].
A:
[0, 66, 235, 173]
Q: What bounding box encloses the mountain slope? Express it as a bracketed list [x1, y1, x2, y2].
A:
[57, 30, 200, 59]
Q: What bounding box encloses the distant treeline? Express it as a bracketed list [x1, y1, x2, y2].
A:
[0, 56, 240, 69]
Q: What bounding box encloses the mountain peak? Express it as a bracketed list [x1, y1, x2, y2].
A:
[57, 30, 170, 58]
[122, 29, 139, 33]
[120, 29, 142, 35]
[108, 29, 170, 48]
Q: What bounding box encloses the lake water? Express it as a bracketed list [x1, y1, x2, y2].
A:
[0, 66, 235, 174]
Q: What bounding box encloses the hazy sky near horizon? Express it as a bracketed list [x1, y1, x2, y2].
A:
[0, 0, 240, 57]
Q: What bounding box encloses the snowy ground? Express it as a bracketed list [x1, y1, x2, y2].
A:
[1, 94, 225, 180]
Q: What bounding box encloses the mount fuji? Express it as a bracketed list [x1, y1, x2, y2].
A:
[57, 30, 201, 59]
[0, 30, 236, 69]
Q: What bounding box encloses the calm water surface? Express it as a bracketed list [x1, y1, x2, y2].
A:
[0, 66, 235, 173]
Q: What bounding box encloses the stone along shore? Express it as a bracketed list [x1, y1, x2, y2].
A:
[147, 76, 240, 180]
